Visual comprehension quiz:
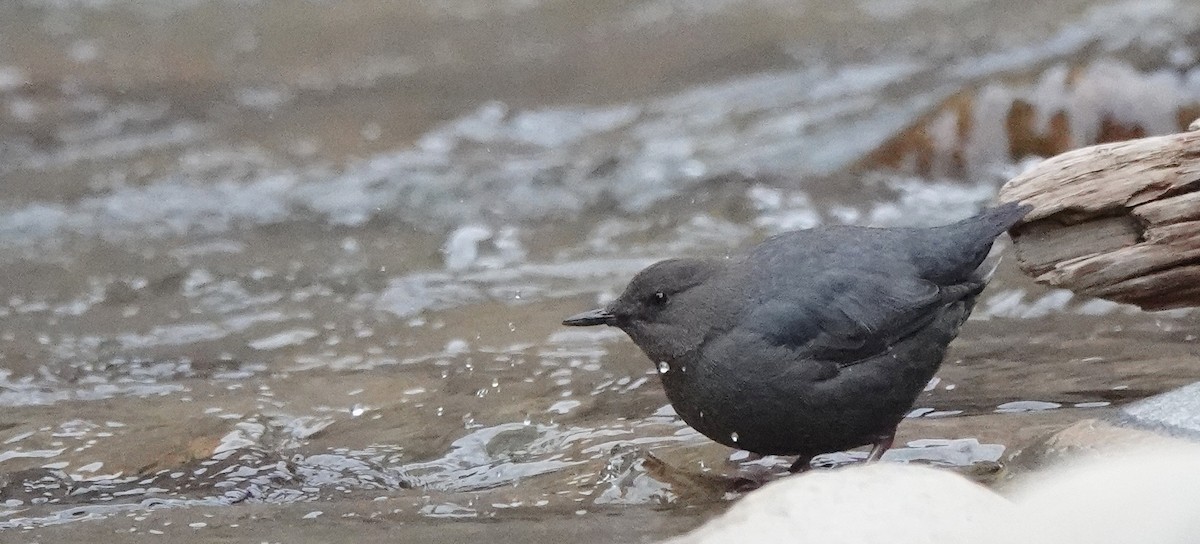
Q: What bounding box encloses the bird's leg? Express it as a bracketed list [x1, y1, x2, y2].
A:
[865, 431, 896, 462]
[788, 455, 813, 473]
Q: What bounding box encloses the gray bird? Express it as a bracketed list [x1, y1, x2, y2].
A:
[563, 202, 1029, 472]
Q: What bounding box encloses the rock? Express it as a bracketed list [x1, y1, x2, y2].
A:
[996, 381, 1200, 543]
[0, 468, 75, 503]
[663, 446, 1200, 544]
[998, 128, 1200, 310]
[1115, 379, 1200, 437]
[1002, 418, 1181, 475]
[1004, 445, 1200, 544]
[1005, 380, 1200, 473]
[665, 381, 1200, 544]
[660, 463, 1015, 544]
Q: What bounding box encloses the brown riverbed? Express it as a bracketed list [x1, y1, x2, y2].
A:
[2, 0, 1200, 542]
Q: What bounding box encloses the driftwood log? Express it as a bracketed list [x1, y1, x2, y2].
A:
[998, 127, 1200, 310]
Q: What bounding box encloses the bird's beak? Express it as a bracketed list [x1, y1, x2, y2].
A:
[562, 308, 616, 327]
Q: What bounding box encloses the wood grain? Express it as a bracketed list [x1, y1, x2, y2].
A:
[998, 128, 1200, 310]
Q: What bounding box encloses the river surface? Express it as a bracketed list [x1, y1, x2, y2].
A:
[2, 0, 1200, 542]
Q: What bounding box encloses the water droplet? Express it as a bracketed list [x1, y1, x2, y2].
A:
[491, 378, 499, 387]
[698, 410, 705, 418]
[730, 432, 739, 443]
[436, 406, 444, 416]
[350, 404, 366, 417]
[523, 414, 532, 425]
[657, 361, 669, 374]
[507, 322, 516, 332]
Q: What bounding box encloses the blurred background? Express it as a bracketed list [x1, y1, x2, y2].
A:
[2, 0, 1200, 541]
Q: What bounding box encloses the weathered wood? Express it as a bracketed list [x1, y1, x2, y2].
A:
[998, 128, 1200, 310]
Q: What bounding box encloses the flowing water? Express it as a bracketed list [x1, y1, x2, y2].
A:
[2, 0, 1200, 541]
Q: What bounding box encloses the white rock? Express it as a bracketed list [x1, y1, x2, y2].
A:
[667, 446, 1200, 544]
[663, 463, 1015, 544]
[1005, 445, 1200, 544]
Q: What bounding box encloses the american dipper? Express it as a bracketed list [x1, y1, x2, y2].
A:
[563, 202, 1029, 472]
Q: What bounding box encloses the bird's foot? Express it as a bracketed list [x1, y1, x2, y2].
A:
[722, 451, 799, 491]
[788, 455, 814, 473]
[642, 451, 774, 499]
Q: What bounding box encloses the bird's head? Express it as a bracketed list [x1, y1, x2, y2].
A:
[562, 258, 721, 331]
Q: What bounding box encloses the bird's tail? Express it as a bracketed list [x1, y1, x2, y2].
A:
[971, 201, 1032, 283]
[918, 201, 1032, 285]
[951, 201, 1033, 240]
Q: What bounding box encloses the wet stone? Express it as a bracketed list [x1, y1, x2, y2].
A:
[1115, 380, 1200, 438]
[485, 426, 540, 458]
[1003, 380, 1200, 478]
[101, 280, 141, 305]
[0, 468, 75, 504]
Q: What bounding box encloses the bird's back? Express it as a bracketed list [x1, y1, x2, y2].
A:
[742, 201, 1029, 295]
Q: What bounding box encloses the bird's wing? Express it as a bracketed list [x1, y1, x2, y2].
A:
[743, 270, 979, 365]
[699, 327, 843, 384]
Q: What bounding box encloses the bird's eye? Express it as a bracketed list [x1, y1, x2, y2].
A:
[651, 291, 668, 305]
